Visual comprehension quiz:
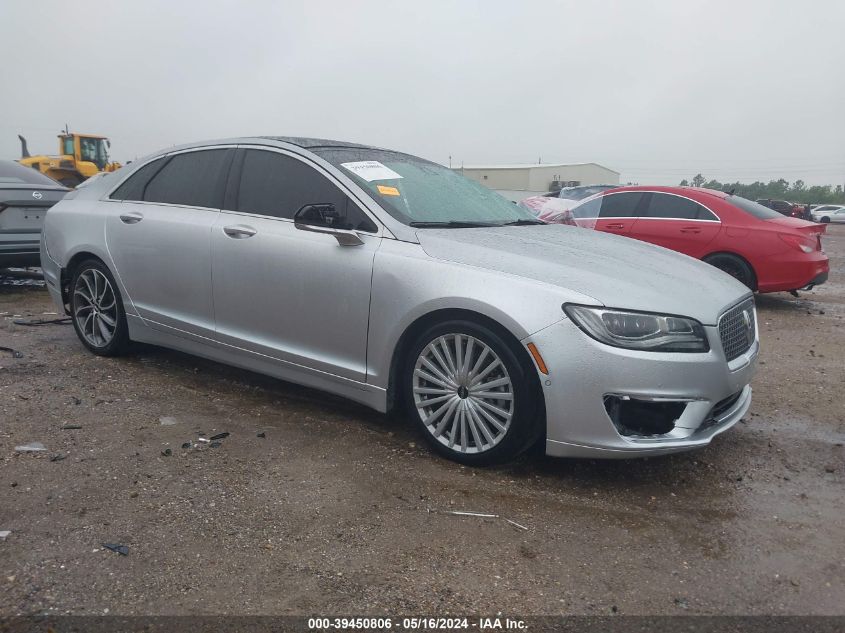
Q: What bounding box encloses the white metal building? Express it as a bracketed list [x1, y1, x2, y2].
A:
[453, 162, 620, 201]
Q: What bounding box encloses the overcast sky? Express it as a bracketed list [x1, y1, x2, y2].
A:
[1, 1, 843, 186]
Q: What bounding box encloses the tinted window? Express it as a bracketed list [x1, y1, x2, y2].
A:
[646, 193, 717, 220]
[571, 196, 601, 218]
[0, 160, 62, 186]
[598, 192, 645, 218]
[729, 196, 783, 220]
[109, 158, 166, 201]
[235, 150, 377, 232]
[144, 149, 232, 208]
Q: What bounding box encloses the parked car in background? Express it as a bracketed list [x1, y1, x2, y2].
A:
[756, 198, 803, 218]
[810, 204, 845, 223]
[0, 159, 68, 267]
[566, 186, 828, 293]
[519, 184, 618, 223]
[41, 137, 757, 464]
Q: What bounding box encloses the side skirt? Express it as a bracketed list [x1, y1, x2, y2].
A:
[126, 315, 388, 412]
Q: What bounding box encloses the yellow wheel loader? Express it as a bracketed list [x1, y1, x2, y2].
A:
[17, 130, 121, 187]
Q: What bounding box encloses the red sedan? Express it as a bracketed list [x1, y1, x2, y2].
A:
[566, 186, 829, 293]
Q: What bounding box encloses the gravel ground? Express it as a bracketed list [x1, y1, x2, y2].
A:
[1, 226, 843, 617]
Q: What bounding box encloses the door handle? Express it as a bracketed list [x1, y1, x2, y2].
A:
[223, 225, 257, 239]
[680, 227, 701, 234]
[119, 212, 143, 224]
[606, 223, 625, 229]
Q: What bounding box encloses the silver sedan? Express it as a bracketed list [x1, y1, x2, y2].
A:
[40, 137, 758, 464]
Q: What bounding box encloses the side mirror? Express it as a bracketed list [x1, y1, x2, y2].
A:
[294, 203, 347, 229]
[294, 203, 364, 247]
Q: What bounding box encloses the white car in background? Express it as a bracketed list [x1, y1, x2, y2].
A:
[519, 184, 619, 223]
[811, 205, 845, 223]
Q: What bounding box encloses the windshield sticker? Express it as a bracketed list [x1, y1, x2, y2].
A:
[377, 185, 400, 196]
[341, 161, 403, 182]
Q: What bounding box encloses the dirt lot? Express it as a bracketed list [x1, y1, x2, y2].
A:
[1, 226, 843, 617]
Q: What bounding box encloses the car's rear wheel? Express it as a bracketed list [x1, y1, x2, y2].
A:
[820, 216, 831, 223]
[70, 259, 130, 356]
[704, 253, 756, 290]
[403, 320, 541, 465]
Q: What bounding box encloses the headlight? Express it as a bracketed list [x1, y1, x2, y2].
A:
[563, 304, 709, 353]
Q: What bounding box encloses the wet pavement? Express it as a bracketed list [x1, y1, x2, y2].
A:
[0, 228, 843, 616]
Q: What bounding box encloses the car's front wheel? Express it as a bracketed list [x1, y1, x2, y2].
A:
[69, 259, 130, 356]
[403, 320, 542, 465]
[820, 216, 831, 223]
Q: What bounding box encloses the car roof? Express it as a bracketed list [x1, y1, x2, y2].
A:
[603, 185, 731, 199]
[258, 136, 380, 150]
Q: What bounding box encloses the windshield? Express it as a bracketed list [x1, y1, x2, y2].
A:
[558, 185, 617, 200]
[728, 195, 784, 220]
[312, 147, 541, 226]
[0, 160, 62, 186]
[79, 137, 109, 170]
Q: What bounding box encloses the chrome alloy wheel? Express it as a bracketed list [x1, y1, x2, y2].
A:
[412, 334, 514, 454]
[73, 268, 118, 348]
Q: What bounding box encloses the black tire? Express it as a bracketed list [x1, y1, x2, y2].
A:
[69, 259, 130, 356]
[704, 253, 756, 290]
[59, 176, 82, 188]
[402, 319, 542, 466]
[820, 216, 830, 223]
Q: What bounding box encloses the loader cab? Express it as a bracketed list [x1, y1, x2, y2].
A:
[61, 134, 110, 171]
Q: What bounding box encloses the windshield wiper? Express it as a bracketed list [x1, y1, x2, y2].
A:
[500, 219, 546, 226]
[409, 221, 499, 228]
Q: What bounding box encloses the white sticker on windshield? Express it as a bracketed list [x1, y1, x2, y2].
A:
[340, 161, 403, 182]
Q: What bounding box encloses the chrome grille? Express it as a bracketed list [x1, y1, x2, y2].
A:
[718, 298, 756, 362]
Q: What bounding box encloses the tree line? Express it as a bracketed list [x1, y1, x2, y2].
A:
[678, 175, 845, 205]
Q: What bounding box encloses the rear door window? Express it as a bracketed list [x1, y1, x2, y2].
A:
[598, 192, 646, 218]
[143, 149, 233, 208]
[234, 149, 377, 232]
[645, 193, 718, 220]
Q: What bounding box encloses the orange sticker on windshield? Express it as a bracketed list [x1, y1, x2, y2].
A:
[377, 185, 400, 196]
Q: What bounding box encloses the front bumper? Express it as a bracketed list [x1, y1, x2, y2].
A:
[525, 316, 758, 458]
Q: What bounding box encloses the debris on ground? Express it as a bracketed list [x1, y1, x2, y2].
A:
[0, 346, 24, 359]
[209, 432, 230, 440]
[50, 453, 67, 462]
[102, 543, 129, 556]
[209, 441, 223, 448]
[181, 441, 192, 449]
[12, 317, 72, 326]
[447, 511, 530, 531]
[197, 438, 210, 443]
[61, 424, 82, 430]
[159, 416, 178, 426]
[257, 432, 266, 438]
[0, 531, 10, 541]
[14, 442, 46, 452]
[161, 448, 172, 457]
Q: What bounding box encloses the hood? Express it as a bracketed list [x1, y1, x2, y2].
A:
[417, 224, 750, 325]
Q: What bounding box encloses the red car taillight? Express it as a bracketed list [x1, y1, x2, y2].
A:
[778, 233, 816, 253]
